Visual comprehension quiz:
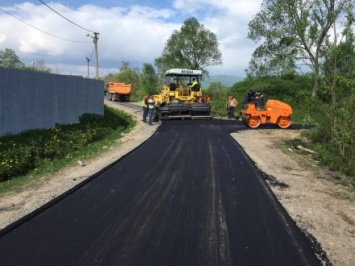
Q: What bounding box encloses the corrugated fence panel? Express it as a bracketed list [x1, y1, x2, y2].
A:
[0, 67, 104, 137]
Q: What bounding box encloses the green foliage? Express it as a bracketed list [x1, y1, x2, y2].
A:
[0, 48, 24, 69]
[206, 74, 315, 120]
[247, 0, 353, 97]
[308, 79, 355, 176]
[204, 82, 230, 116]
[0, 106, 134, 183]
[230, 74, 313, 109]
[103, 61, 142, 101]
[155, 17, 222, 77]
[141, 63, 159, 96]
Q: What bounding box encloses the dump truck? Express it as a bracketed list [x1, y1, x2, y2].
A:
[154, 69, 211, 120]
[241, 96, 292, 129]
[106, 82, 131, 101]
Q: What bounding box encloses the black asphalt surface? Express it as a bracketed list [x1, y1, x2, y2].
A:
[0, 119, 323, 266]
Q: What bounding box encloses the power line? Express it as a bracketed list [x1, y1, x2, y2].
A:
[0, 7, 91, 43]
[38, 0, 95, 33]
[37, 0, 99, 78]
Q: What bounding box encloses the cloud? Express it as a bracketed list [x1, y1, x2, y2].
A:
[0, 0, 262, 77]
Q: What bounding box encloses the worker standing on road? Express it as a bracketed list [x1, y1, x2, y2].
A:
[142, 94, 149, 123]
[226, 95, 238, 119]
[147, 95, 155, 125]
[204, 95, 211, 104]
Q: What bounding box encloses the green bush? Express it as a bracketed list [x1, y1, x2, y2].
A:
[0, 106, 134, 182]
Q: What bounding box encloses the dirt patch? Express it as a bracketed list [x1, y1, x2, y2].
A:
[0, 101, 354, 265]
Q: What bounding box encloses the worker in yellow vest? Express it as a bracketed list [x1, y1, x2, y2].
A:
[142, 94, 149, 122]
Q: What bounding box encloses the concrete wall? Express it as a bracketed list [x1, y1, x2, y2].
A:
[0, 67, 104, 137]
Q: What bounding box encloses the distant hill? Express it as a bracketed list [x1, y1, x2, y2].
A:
[201, 75, 244, 88]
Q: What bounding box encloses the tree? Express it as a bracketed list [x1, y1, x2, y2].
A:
[141, 63, 159, 96]
[316, 14, 355, 174]
[155, 17, 222, 77]
[114, 62, 142, 100]
[322, 10, 355, 80]
[115, 62, 141, 86]
[33, 59, 52, 73]
[247, 0, 353, 97]
[0, 48, 24, 69]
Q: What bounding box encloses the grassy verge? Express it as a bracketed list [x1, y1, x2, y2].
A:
[0, 105, 136, 194]
[282, 134, 355, 201]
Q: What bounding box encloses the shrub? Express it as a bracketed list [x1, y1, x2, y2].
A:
[0, 106, 134, 182]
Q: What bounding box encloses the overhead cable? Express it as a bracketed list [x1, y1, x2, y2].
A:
[0, 7, 91, 43]
[38, 0, 96, 33]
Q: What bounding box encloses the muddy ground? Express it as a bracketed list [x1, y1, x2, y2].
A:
[0, 100, 354, 265]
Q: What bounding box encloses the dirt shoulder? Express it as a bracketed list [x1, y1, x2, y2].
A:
[233, 130, 355, 266]
[0, 101, 354, 265]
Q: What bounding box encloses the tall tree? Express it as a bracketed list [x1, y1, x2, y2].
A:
[0, 48, 24, 69]
[247, 0, 353, 97]
[141, 63, 159, 95]
[155, 17, 222, 77]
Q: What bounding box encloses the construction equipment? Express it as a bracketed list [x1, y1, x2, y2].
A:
[106, 82, 131, 102]
[154, 69, 211, 120]
[241, 96, 292, 129]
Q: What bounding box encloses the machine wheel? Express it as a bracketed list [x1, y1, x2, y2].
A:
[247, 116, 261, 129]
[277, 116, 291, 129]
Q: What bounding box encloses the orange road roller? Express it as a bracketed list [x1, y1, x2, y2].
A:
[241, 99, 293, 129]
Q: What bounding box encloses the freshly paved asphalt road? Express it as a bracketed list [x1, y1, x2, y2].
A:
[0, 119, 322, 266]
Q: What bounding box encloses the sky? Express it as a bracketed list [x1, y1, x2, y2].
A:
[0, 0, 263, 78]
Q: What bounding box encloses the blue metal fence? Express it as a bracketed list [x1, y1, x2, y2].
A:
[0, 67, 104, 137]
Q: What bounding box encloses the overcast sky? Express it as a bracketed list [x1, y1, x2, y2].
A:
[0, 0, 263, 78]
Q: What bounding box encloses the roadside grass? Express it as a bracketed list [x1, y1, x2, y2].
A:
[282, 134, 355, 201]
[0, 105, 136, 195]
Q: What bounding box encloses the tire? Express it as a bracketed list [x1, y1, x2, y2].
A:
[277, 116, 291, 129]
[247, 116, 261, 129]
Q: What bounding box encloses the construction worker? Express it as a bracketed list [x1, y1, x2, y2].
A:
[204, 95, 211, 104]
[245, 87, 262, 108]
[226, 95, 238, 118]
[245, 87, 258, 101]
[142, 94, 149, 122]
[147, 95, 155, 125]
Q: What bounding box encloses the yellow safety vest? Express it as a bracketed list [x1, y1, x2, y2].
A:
[142, 98, 148, 107]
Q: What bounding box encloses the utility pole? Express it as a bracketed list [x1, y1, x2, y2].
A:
[87, 32, 99, 79]
[85, 57, 90, 78]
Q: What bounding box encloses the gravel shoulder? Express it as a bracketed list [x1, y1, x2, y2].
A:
[0, 100, 354, 265]
[233, 130, 355, 266]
